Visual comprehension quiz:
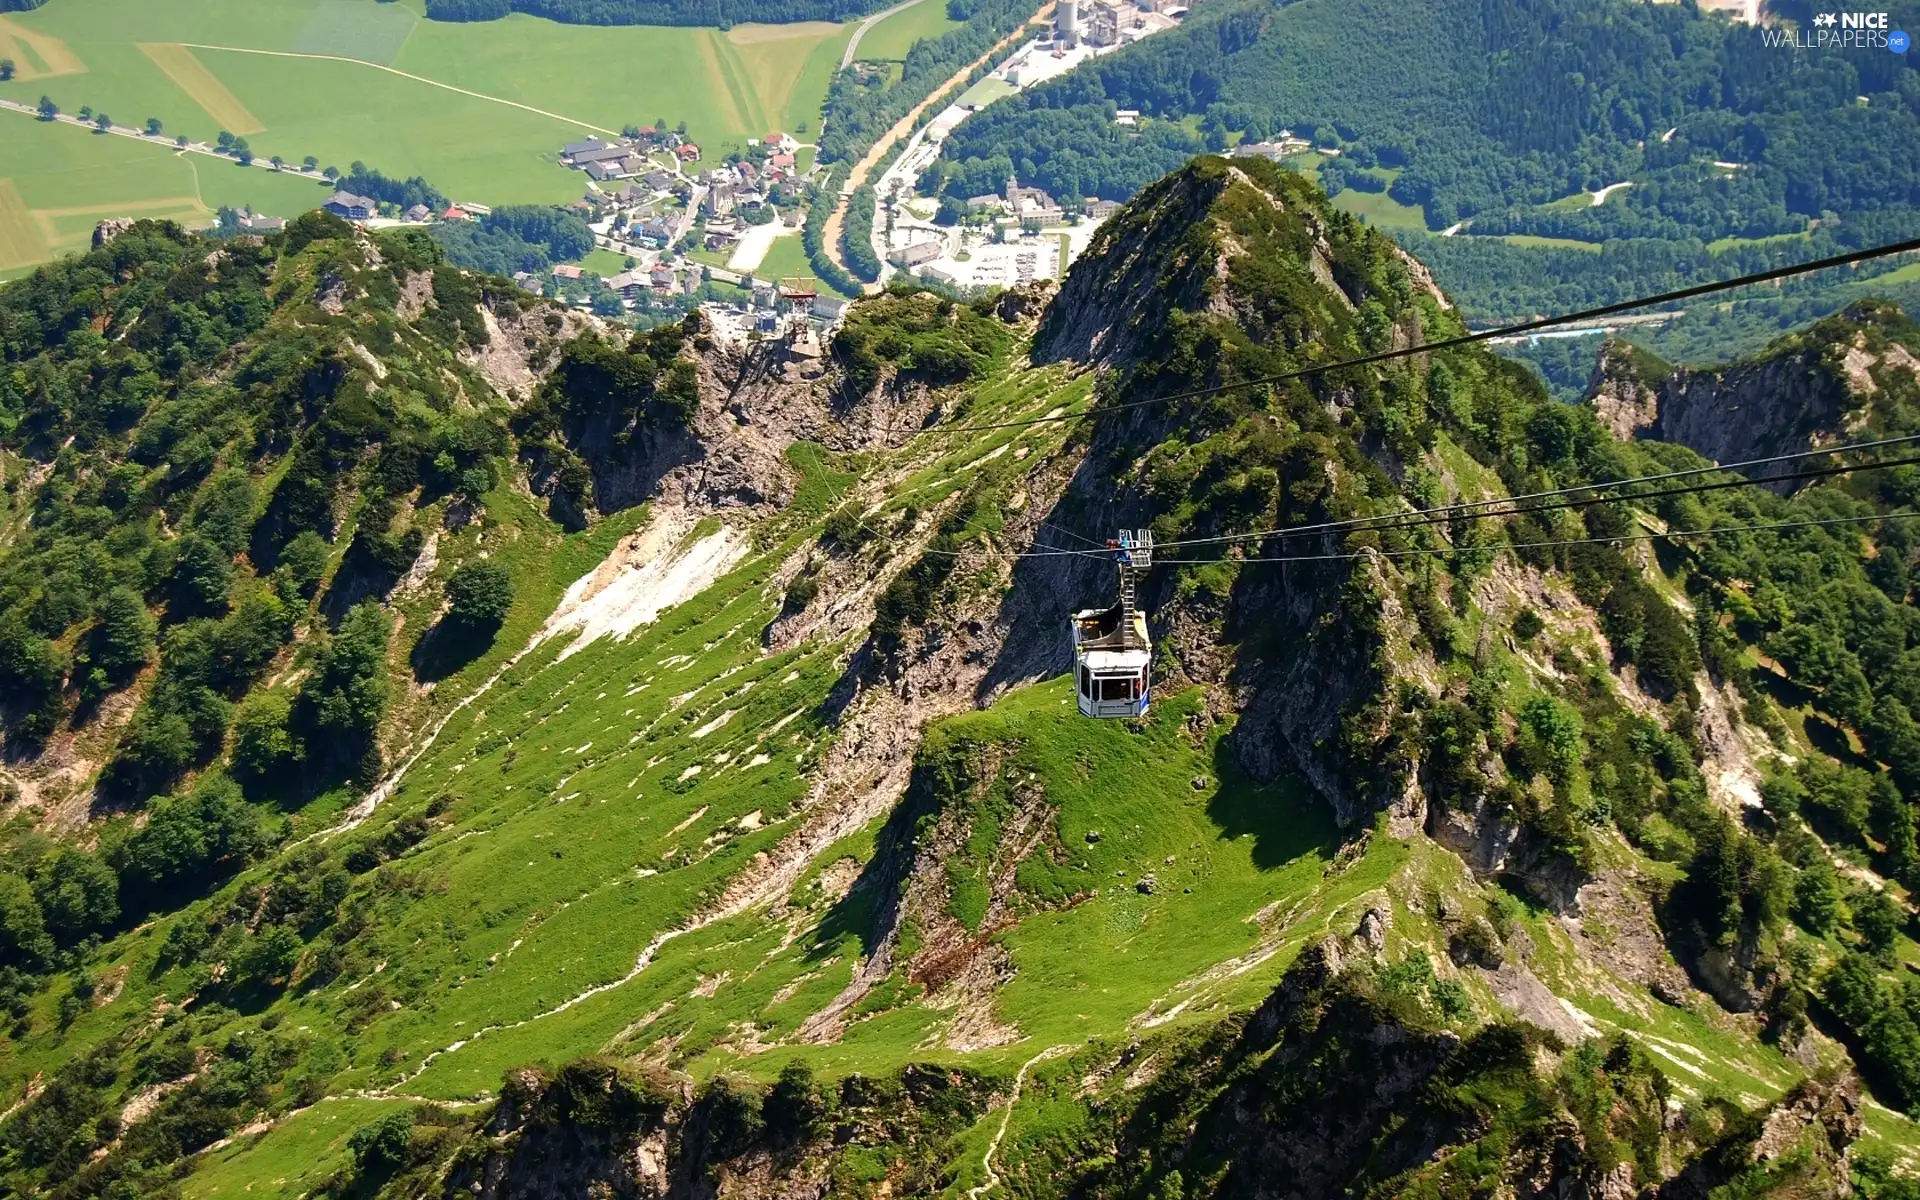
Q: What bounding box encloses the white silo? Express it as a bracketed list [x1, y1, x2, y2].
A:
[1056, 0, 1079, 46]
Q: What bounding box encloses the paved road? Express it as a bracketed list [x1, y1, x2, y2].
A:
[0, 98, 336, 184]
[841, 0, 937, 68]
[821, 1, 1053, 290]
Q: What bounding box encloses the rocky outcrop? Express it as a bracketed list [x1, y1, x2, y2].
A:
[1584, 301, 1920, 485]
[91, 218, 134, 249]
[1586, 338, 1667, 440]
[444, 1058, 993, 1200]
[1427, 792, 1590, 914]
[465, 295, 595, 401]
[1657, 1074, 1863, 1199]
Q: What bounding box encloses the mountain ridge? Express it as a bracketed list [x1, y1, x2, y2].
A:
[2, 158, 1920, 1197]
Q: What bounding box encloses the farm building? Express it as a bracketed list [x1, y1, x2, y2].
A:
[563, 138, 615, 162]
[606, 270, 648, 299]
[231, 208, 285, 234]
[323, 191, 377, 221]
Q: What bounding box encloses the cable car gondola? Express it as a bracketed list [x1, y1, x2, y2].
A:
[1071, 530, 1152, 719]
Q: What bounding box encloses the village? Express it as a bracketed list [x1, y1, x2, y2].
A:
[863, 0, 1204, 293]
[215, 0, 1228, 345]
[281, 119, 849, 341]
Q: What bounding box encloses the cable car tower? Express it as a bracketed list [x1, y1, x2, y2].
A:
[1071, 530, 1153, 719]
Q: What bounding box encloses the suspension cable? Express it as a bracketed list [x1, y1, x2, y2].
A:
[1149, 510, 1920, 566]
[925, 235, 1920, 436]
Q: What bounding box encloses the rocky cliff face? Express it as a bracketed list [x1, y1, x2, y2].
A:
[1585, 301, 1920, 483]
[442, 1058, 992, 1200]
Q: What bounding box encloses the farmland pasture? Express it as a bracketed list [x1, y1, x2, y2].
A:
[0, 114, 331, 273]
[0, 0, 853, 214]
[856, 0, 960, 61]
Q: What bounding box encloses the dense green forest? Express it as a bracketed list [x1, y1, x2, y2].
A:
[0, 216, 532, 1073]
[337, 165, 446, 215]
[422, 0, 890, 24]
[428, 205, 596, 277]
[937, 0, 1920, 228]
[1400, 220, 1920, 320]
[928, 0, 1920, 335]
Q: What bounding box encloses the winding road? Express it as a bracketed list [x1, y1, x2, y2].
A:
[820, 0, 1052, 292]
[841, 0, 941, 68]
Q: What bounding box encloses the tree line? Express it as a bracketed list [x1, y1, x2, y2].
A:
[423, 0, 890, 23]
[429, 205, 597, 276]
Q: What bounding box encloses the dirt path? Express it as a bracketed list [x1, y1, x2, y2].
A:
[820, 2, 1050, 292]
[176, 43, 619, 136]
[967, 1044, 1075, 1200]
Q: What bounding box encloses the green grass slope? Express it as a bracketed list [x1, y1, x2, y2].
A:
[6, 157, 1920, 1198]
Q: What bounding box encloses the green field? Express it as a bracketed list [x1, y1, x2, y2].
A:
[573, 246, 632, 275]
[1495, 233, 1603, 252]
[0, 0, 853, 212]
[0, 114, 333, 274]
[749, 227, 860, 297]
[955, 75, 1019, 109]
[1286, 159, 1432, 233]
[1705, 229, 1811, 253]
[182, 1098, 414, 1200]
[857, 0, 960, 61]
[1329, 184, 1429, 232]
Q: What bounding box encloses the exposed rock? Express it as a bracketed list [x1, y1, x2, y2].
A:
[1355, 906, 1391, 954]
[316, 270, 350, 315]
[1427, 791, 1590, 915]
[465, 299, 592, 400]
[1689, 936, 1773, 1014]
[1657, 1074, 1862, 1198]
[396, 268, 435, 321]
[91, 218, 134, 249]
[1584, 301, 1920, 488]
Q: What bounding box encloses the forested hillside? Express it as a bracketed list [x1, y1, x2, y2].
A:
[924, 0, 1920, 327]
[7, 160, 1920, 1198]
